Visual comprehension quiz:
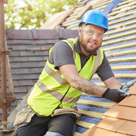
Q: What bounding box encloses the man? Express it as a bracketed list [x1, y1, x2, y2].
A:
[14, 10, 131, 136]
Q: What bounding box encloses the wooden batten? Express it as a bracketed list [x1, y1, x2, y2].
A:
[66, 21, 80, 29]
[107, 5, 136, 16]
[93, 73, 136, 79]
[108, 10, 136, 21]
[103, 30, 136, 41]
[109, 57, 136, 63]
[108, 14, 136, 26]
[105, 25, 136, 36]
[62, 18, 77, 26]
[77, 99, 115, 108]
[109, 20, 136, 30]
[102, 35, 136, 46]
[73, 132, 81, 136]
[76, 120, 95, 129]
[102, 42, 136, 52]
[112, 1, 136, 11]
[106, 49, 136, 58]
[118, 0, 135, 6]
[111, 65, 136, 70]
[92, 0, 111, 9]
[79, 109, 103, 119]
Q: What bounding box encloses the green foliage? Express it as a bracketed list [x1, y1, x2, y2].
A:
[4, 0, 78, 29]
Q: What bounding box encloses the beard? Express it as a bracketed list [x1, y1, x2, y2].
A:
[79, 34, 101, 55]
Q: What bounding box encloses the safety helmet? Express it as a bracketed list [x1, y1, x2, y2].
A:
[78, 9, 108, 32]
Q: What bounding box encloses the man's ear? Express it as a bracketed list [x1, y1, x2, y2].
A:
[78, 27, 82, 36]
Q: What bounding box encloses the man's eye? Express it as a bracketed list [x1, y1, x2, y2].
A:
[88, 31, 92, 34]
[98, 34, 104, 38]
[88, 31, 93, 35]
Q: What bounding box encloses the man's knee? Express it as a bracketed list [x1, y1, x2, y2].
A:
[44, 131, 64, 136]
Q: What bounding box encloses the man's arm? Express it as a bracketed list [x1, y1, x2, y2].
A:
[104, 76, 122, 89]
[59, 64, 107, 97]
[59, 64, 130, 103]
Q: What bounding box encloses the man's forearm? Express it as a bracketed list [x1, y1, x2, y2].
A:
[73, 76, 107, 97]
[104, 76, 122, 89]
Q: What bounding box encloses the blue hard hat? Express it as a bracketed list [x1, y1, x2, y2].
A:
[78, 10, 108, 32]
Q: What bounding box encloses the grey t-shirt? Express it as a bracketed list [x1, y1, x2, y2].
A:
[48, 39, 114, 81]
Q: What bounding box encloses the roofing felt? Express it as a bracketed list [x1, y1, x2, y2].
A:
[0, 0, 136, 135]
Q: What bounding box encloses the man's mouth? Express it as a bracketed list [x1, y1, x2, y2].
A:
[88, 41, 97, 46]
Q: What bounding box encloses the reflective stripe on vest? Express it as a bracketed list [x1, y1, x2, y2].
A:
[27, 37, 104, 116]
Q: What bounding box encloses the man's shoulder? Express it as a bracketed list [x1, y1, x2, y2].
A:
[54, 40, 70, 48]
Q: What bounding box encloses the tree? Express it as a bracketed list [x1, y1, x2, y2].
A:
[4, 0, 78, 29]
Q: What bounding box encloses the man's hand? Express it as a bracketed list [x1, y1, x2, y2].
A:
[102, 88, 131, 103]
[121, 79, 136, 90]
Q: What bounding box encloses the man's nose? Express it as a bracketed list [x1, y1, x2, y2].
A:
[92, 33, 97, 40]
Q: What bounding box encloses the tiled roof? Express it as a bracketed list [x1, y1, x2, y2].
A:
[73, 0, 136, 135]
[80, 83, 136, 136]
[0, 0, 136, 135]
[40, 8, 75, 29]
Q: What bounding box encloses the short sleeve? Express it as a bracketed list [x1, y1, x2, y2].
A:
[48, 40, 75, 70]
[96, 53, 115, 81]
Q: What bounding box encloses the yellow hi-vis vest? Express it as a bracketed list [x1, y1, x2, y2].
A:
[27, 37, 104, 116]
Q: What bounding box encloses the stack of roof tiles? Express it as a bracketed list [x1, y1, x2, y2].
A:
[80, 83, 136, 136]
[0, 0, 136, 136]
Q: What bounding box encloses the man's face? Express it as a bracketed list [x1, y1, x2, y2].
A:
[79, 24, 104, 56]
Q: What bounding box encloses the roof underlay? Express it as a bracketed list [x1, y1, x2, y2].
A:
[0, 0, 136, 135]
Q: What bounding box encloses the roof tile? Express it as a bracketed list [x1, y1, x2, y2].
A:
[97, 117, 126, 132]
[119, 95, 136, 107]
[40, 8, 75, 29]
[128, 125, 136, 136]
[122, 108, 136, 121]
[97, 117, 116, 129]
[116, 121, 136, 135]
[58, 27, 78, 39]
[7, 29, 33, 40]
[103, 104, 133, 118]
[106, 132, 127, 136]
[128, 83, 136, 94]
[31, 28, 38, 39]
[37, 29, 57, 39]
[76, 4, 92, 19]
[105, 119, 126, 132]
[80, 126, 110, 136]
